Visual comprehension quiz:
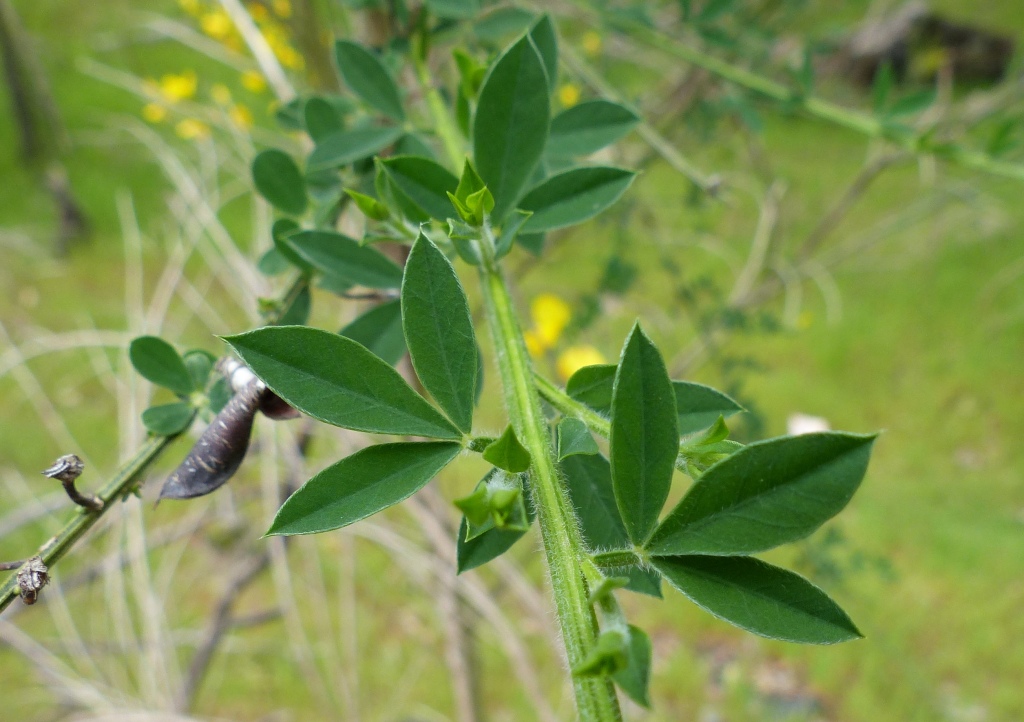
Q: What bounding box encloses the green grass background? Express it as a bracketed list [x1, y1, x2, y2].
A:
[0, 1, 1021, 720]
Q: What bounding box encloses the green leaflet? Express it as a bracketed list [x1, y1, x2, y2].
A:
[612, 625, 652, 707]
[303, 97, 343, 141]
[556, 417, 599, 459]
[473, 34, 550, 221]
[267, 442, 461, 535]
[567, 363, 743, 435]
[648, 432, 876, 556]
[284, 230, 403, 289]
[182, 350, 215, 390]
[548, 100, 641, 157]
[610, 324, 678, 545]
[559, 453, 662, 597]
[653, 555, 862, 644]
[141, 402, 195, 435]
[340, 299, 407, 366]
[456, 514, 529, 573]
[528, 15, 558, 90]
[424, 0, 479, 20]
[223, 326, 461, 440]
[252, 149, 308, 216]
[308, 126, 404, 172]
[334, 40, 405, 121]
[380, 156, 460, 221]
[519, 167, 636, 232]
[482, 425, 531, 472]
[129, 336, 194, 396]
[402, 234, 478, 433]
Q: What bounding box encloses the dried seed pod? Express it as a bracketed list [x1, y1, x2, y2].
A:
[158, 380, 263, 500]
[218, 357, 298, 420]
[41, 454, 84, 483]
[17, 557, 49, 605]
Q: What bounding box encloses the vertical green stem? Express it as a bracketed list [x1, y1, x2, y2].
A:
[479, 264, 622, 722]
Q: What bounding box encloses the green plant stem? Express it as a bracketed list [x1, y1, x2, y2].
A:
[534, 372, 699, 473]
[572, 1, 1024, 183]
[479, 265, 622, 722]
[411, 38, 465, 171]
[0, 433, 177, 613]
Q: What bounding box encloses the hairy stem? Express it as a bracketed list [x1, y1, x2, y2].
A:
[479, 265, 622, 722]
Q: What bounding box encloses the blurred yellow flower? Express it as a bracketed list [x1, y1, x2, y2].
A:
[159, 71, 197, 102]
[178, 0, 202, 16]
[582, 31, 603, 57]
[200, 10, 233, 39]
[241, 70, 267, 93]
[229, 104, 254, 128]
[272, 0, 292, 18]
[275, 44, 305, 70]
[531, 293, 572, 347]
[524, 330, 546, 359]
[175, 118, 211, 139]
[210, 83, 232, 105]
[797, 310, 814, 330]
[557, 345, 606, 381]
[142, 103, 167, 123]
[247, 2, 269, 21]
[558, 83, 580, 108]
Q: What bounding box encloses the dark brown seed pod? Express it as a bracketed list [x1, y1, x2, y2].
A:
[217, 356, 299, 420]
[17, 557, 49, 605]
[158, 380, 263, 501]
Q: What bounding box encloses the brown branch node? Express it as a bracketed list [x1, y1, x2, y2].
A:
[42, 454, 103, 511]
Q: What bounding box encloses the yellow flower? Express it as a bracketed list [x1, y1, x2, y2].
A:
[582, 31, 603, 57]
[241, 70, 267, 93]
[229, 103, 254, 128]
[797, 310, 814, 330]
[175, 118, 211, 139]
[557, 345, 606, 381]
[558, 83, 581, 109]
[524, 330, 546, 359]
[247, 2, 269, 21]
[272, 0, 292, 18]
[531, 293, 572, 347]
[178, 0, 202, 16]
[200, 10, 233, 39]
[142, 103, 167, 123]
[276, 45, 305, 70]
[159, 71, 197, 103]
[210, 83, 232, 105]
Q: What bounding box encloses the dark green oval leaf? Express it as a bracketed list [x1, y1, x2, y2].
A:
[402, 234, 478, 432]
[610, 324, 678, 545]
[482, 425, 531, 473]
[141, 402, 195, 435]
[304, 97, 343, 141]
[560, 453, 662, 597]
[252, 149, 308, 216]
[333, 41, 405, 121]
[340, 299, 406, 366]
[528, 15, 558, 89]
[548, 100, 641, 157]
[520, 167, 636, 233]
[473, 34, 550, 221]
[182, 349, 215, 391]
[567, 364, 743, 435]
[612, 625, 652, 708]
[556, 417, 599, 459]
[648, 432, 876, 556]
[129, 336, 194, 396]
[268, 442, 461, 535]
[653, 555, 862, 644]
[381, 157, 460, 221]
[308, 126, 404, 172]
[473, 7, 535, 44]
[285, 230, 403, 289]
[223, 326, 461, 439]
[457, 514, 530, 573]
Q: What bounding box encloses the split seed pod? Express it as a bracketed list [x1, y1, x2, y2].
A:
[158, 358, 297, 501]
[17, 557, 49, 605]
